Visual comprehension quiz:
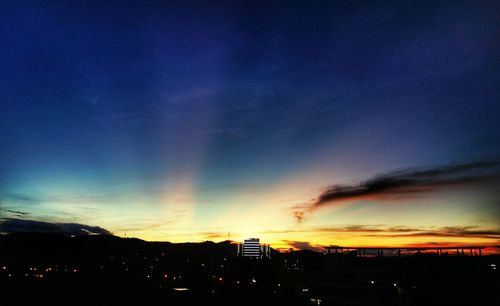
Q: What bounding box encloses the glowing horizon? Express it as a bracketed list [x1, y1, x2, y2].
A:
[1, 1, 499, 253]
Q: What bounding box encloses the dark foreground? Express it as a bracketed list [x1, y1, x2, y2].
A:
[1, 233, 498, 306]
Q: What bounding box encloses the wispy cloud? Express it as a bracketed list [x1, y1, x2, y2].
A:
[0, 218, 111, 235]
[0, 193, 116, 205]
[0, 193, 40, 204]
[283, 240, 323, 252]
[260, 225, 500, 240]
[286, 205, 310, 223]
[315, 160, 498, 207]
[198, 231, 229, 240]
[0, 208, 31, 218]
[292, 160, 499, 221]
[362, 226, 500, 240]
[293, 211, 306, 223]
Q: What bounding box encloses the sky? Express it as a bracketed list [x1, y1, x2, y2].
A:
[1, 0, 499, 251]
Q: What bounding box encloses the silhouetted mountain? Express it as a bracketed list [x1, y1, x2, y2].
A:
[1, 233, 498, 306]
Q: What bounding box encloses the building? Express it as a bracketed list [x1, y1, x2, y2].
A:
[238, 238, 271, 258]
[242, 238, 261, 257]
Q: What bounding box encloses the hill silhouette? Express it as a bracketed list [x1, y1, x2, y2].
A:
[1, 233, 498, 306]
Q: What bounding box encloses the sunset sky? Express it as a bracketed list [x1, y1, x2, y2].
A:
[1, 0, 499, 251]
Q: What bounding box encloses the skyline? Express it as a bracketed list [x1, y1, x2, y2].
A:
[1, 0, 499, 251]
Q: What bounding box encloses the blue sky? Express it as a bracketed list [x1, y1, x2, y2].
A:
[1, 0, 499, 248]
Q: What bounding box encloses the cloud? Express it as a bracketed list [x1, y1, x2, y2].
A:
[316, 160, 498, 208]
[291, 160, 499, 221]
[0, 193, 117, 206]
[399, 242, 500, 252]
[198, 231, 229, 239]
[286, 205, 311, 223]
[0, 208, 31, 218]
[316, 225, 421, 233]
[0, 218, 111, 235]
[365, 226, 500, 239]
[261, 225, 500, 240]
[293, 211, 305, 223]
[0, 193, 39, 204]
[284, 240, 323, 252]
[114, 221, 174, 233]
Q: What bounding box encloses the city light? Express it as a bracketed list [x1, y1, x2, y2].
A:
[0, 2, 498, 305]
[172, 288, 190, 291]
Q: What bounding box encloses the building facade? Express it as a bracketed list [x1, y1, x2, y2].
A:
[238, 238, 271, 258]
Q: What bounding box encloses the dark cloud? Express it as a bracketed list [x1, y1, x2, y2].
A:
[284, 240, 323, 252]
[0, 208, 31, 218]
[326, 225, 500, 240]
[293, 211, 305, 223]
[262, 225, 500, 240]
[369, 226, 500, 240]
[0, 218, 111, 235]
[286, 205, 310, 223]
[314, 160, 499, 208]
[291, 161, 499, 221]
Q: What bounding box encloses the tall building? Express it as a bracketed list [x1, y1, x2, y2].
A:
[242, 238, 261, 257]
[261, 243, 271, 258]
[238, 238, 271, 258]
